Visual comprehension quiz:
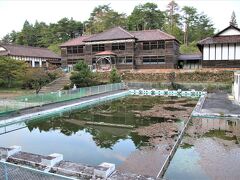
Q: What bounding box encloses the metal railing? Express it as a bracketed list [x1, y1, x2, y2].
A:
[0, 161, 75, 180]
[0, 83, 125, 114]
[126, 82, 232, 92]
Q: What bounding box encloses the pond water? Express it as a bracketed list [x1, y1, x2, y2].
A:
[0, 96, 189, 167]
[164, 118, 240, 180]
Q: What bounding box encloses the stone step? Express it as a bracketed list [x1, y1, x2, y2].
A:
[39, 73, 71, 93]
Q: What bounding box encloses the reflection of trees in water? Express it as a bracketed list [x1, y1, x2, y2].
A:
[26, 118, 83, 136]
[25, 96, 181, 149]
[26, 118, 149, 149]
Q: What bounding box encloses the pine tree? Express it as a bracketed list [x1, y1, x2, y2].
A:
[230, 11, 238, 27]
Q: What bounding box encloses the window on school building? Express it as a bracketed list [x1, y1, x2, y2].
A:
[112, 43, 125, 50]
[117, 56, 133, 64]
[92, 44, 105, 52]
[143, 41, 165, 50]
[92, 58, 96, 64]
[67, 46, 84, 54]
[142, 56, 165, 64]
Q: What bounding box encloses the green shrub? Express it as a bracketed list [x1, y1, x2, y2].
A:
[63, 84, 71, 90]
[109, 68, 121, 83]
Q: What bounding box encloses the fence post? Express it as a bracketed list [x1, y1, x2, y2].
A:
[4, 162, 8, 180]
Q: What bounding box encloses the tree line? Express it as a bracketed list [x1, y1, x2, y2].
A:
[1, 1, 216, 54]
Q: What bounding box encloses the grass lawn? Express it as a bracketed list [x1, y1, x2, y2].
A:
[0, 88, 34, 99]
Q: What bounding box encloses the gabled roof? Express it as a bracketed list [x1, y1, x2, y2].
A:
[178, 54, 202, 61]
[198, 35, 240, 45]
[198, 25, 240, 45]
[83, 27, 136, 42]
[0, 44, 60, 59]
[60, 35, 92, 47]
[130, 29, 177, 42]
[214, 25, 240, 37]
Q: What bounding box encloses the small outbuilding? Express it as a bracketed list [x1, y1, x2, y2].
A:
[178, 54, 202, 69]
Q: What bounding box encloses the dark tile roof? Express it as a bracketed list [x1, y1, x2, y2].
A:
[198, 35, 240, 45]
[60, 35, 92, 47]
[178, 54, 202, 61]
[59, 27, 178, 46]
[0, 44, 60, 59]
[198, 25, 240, 45]
[83, 27, 135, 42]
[130, 29, 176, 42]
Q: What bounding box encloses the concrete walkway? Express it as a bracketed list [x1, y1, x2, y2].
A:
[0, 90, 127, 123]
[195, 93, 240, 117]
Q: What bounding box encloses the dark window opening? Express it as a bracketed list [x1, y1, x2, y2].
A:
[126, 56, 133, 64]
[117, 56, 133, 64]
[142, 56, 165, 64]
[67, 46, 84, 54]
[92, 58, 96, 64]
[143, 41, 165, 50]
[112, 43, 125, 51]
[92, 44, 105, 52]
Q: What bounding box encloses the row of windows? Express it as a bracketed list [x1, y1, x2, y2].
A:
[117, 56, 133, 64]
[143, 41, 165, 50]
[92, 56, 165, 65]
[67, 46, 84, 54]
[92, 43, 126, 52]
[10, 56, 47, 61]
[67, 41, 165, 54]
[142, 56, 165, 64]
[92, 56, 133, 64]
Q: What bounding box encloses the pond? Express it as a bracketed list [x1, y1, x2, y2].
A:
[164, 118, 240, 180]
[0, 96, 196, 176]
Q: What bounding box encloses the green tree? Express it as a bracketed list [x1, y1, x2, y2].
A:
[230, 11, 238, 27]
[18, 20, 36, 46]
[85, 5, 126, 34]
[48, 43, 61, 55]
[1, 31, 19, 44]
[164, 1, 183, 42]
[0, 56, 27, 88]
[70, 60, 94, 87]
[109, 68, 121, 83]
[181, 6, 214, 47]
[23, 68, 51, 94]
[182, 6, 198, 45]
[180, 41, 200, 54]
[127, 3, 165, 31]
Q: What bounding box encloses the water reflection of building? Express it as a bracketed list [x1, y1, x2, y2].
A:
[193, 118, 240, 136]
[233, 71, 240, 103]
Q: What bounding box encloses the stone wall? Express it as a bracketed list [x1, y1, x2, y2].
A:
[97, 70, 234, 83]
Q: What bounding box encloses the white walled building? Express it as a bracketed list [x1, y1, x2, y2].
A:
[0, 44, 61, 67]
[197, 25, 240, 68]
[233, 71, 240, 103]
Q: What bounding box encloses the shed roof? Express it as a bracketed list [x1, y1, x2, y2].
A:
[178, 54, 202, 61]
[0, 44, 60, 59]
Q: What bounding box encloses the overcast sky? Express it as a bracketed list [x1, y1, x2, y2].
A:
[0, 0, 240, 39]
